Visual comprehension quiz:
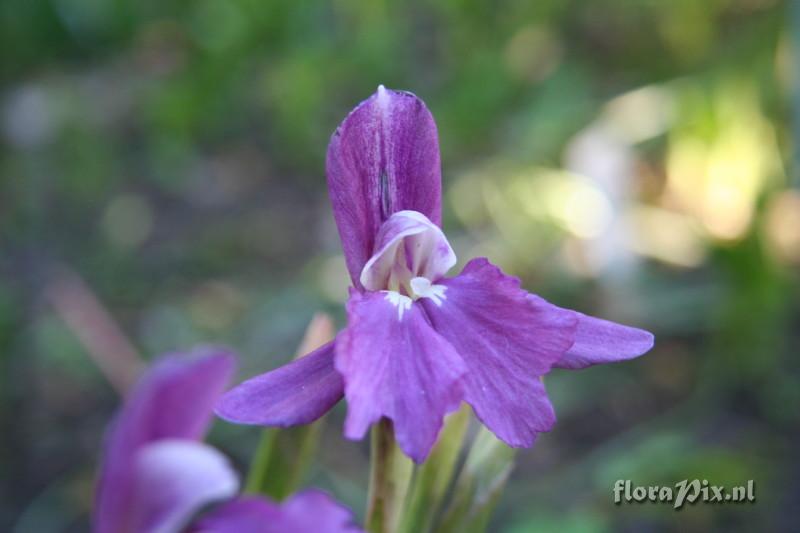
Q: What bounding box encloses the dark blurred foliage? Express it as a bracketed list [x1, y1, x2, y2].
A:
[0, 0, 796, 531]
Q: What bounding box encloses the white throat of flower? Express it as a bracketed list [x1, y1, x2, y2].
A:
[361, 210, 455, 319]
[409, 276, 447, 305]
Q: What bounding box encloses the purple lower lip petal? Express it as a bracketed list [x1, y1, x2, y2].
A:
[336, 289, 466, 463]
[416, 257, 575, 448]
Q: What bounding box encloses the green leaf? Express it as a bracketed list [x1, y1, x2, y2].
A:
[245, 422, 323, 500]
[399, 404, 471, 533]
[436, 425, 517, 533]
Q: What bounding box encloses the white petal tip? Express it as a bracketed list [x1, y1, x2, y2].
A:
[376, 84, 390, 110]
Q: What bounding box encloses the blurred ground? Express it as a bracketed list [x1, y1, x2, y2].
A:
[0, 1, 797, 531]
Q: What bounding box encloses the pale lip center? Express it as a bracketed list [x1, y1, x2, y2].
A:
[360, 210, 455, 317]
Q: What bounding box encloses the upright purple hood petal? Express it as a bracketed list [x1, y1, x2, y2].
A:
[327, 86, 442, 287]
[94, 347, 235, 533]
[193, 491, 363, 533]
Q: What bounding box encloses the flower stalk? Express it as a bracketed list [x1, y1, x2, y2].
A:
[366, 418, 413, 533]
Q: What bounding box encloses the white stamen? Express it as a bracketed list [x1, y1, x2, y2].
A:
[409, 277, 447, 306]
[383, 290, 413, 320]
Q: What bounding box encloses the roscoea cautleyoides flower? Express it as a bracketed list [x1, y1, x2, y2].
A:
[93, 347, 361, 533]
[215, 86, 654, 463]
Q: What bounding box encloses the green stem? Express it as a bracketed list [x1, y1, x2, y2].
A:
[366, 419, 413, 533]
[245, 423, 322, 499]
[245, 429, 276, 494]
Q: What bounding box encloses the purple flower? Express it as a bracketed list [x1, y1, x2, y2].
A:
[216, 86, 654, 462]
[93, 347, 361, 533]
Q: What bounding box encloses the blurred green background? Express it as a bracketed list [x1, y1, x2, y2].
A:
[1, 0, 796, 531]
